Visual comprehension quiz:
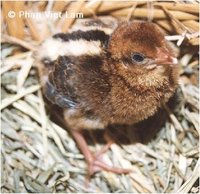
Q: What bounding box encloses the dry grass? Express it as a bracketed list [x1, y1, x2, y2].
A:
[1, 1, 199, 193]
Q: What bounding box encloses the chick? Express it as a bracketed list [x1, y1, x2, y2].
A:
[36, 20, 179, 176]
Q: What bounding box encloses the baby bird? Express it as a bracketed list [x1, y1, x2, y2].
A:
[36, 20, 179, 176]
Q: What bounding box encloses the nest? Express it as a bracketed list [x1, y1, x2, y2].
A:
[1, 1, 199, 193]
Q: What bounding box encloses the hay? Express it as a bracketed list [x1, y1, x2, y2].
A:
[1, 1, 199, 193]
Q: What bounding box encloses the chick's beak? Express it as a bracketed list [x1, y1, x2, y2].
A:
[155, 47, 178, 65]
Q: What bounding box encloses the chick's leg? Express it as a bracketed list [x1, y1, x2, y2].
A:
[70, 129, 132, 176]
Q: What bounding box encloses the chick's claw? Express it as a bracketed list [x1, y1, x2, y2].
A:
[88, 157, 132, 176]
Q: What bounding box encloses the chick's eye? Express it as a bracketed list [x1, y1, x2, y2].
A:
[131, 53, 145, 63]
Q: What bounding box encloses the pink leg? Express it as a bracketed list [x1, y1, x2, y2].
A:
[70, 129, 132, 176]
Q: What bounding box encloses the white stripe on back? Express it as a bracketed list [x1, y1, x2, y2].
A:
[38, 38, 102, 61]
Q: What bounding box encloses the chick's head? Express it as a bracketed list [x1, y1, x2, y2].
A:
[107, 22, 179, 88]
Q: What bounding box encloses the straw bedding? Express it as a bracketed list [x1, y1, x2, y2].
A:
[1, 1, 199, 193]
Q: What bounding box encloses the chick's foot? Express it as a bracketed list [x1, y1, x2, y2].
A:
[70, 129, 132, 176]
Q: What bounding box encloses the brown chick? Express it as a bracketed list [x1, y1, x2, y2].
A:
[36, 20, 179, 176]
